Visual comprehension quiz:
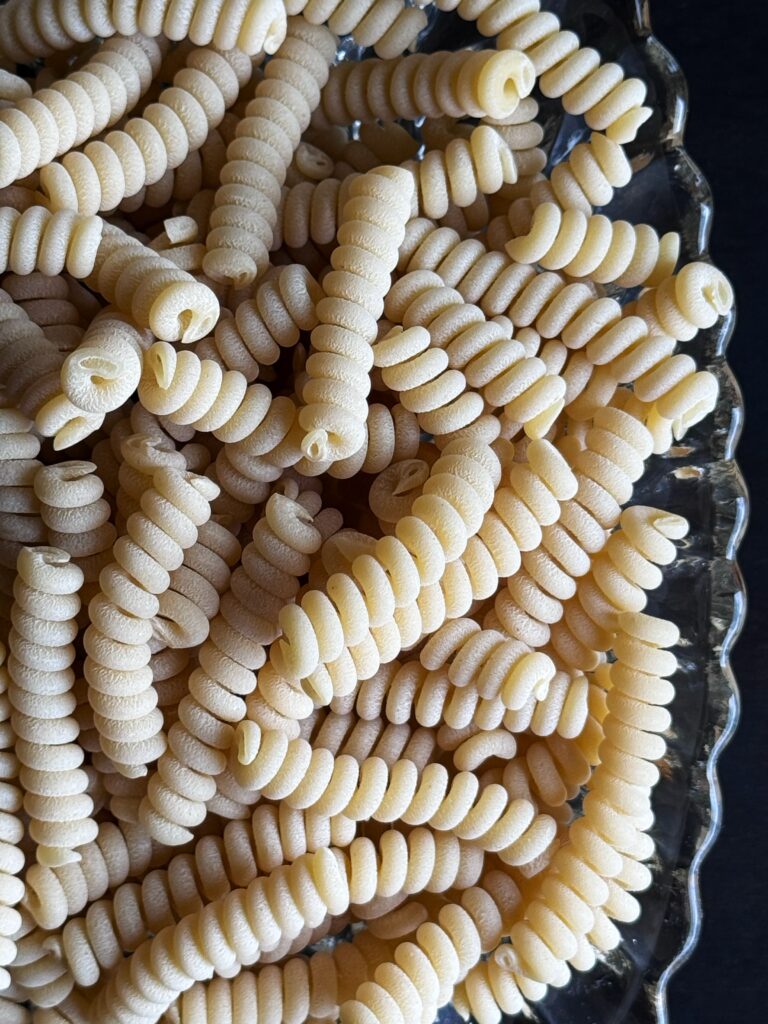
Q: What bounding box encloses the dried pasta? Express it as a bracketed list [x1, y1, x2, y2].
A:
[0, 4, 737, 1021]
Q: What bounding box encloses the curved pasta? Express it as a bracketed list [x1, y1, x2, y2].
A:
[138, 484, 339, 845]
[0, 409, 46, 626]
[289, 0, 427, 59]
[84, 466, 218, 778]
[0, 643, 24, 990]
[0, 207, 103, 278]
[86, 224, 220, 344]
[0, 288, 63, 421]
[0, 34, 164, 189]
[92, 847, 351, 1024]
[434, 0, 652, 144]
[203, 18, 337, 287]
[41, 46, 253, 216]
[454, 610, 678, 1022]
[33, 462, 117, 608]
[2, 271, 102, 354]
[298, 165, 415, 464]
[0, 0, 287, 65]
[537, 132, 631, 213]
[315, 48, 536, 126]
[403, 126, 519, 219]
[34, 312, 153, 451]
[506, 202, 680, 288]
[263, 439, 500, 713]
[385, 271, 567, 437]
[22, 820, 156, 932]
[8, 546, 96, 867]
[548, 504, 688, 670]
[197, 264, 323, 380]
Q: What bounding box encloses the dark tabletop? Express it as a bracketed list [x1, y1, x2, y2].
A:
[649, 2, 768, 1020]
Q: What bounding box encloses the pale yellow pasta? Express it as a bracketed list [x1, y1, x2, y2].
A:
[8, 546, 96, 867]
[137, 484, 339, 845]
[0, 643, 24, 991]
[2, 271, 100, 354]
[0, 0, 287, 65]
[204, 18, 337, 287]
[85, 223, 220, 343]
[298, 166, 415, 464]
[435, 0, 652, 143]
[85, 466, 218, 778]
[41, 46, 253, 216]
[315, 48, 535, 126]
[33, 461, 117, 608]
[0, 409, 46, 627]
[0, 206, 103, 278]
[0, 34, 164, 189]
[505, 202, 681, 288]
[198, 264, 323, 380]
[0, 288, 64, 420]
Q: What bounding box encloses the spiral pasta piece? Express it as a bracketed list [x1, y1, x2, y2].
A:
[0, 0, 287, 65]
[0, 34, 164, 189]
[454, 610, 679, 1023]
[0, 409, 46, 627]
[0, 206, 103, 278]
[385, 271, 567, 437]
[290, 0, 428, 59]
[315, 48, 536, 127]
[0, 289, 64, 421]
[434, 0, 652, 144]
[2, 271, 101, 354]
[505, 202, 680, 288]
[548, 504, 688, 671]
[86, 224, 220, 344]
[33, 462, 117, 608]
[93, 847, 350, 1024]
[263, 439, 500, 714]
[298, 165, 415, 464]
[403, 125, 520, 219]
[537, 131, 632, 213]
[22, 820, 157, 931]
[628, 261, 735, 342]
[40, 45, 252, 215]
[0, 643, 24, 990]
[85, 467, 218, 778]
[34, 312, 153, 451]
[8, 546, 96, 866]
[203, 18, 338, 287]
[138, 484, 339, 845]
[198, 264, 324, 380]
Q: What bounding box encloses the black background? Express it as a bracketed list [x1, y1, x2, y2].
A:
[649, 2, 768, 1019]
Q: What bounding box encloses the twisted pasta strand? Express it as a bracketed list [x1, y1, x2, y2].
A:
[138, 484, 339, 845]
[33, 462, 117, 608]
[35, 312, 153, 451]
[0, 644, 24, 990]
[289, 0, 427, 59]
[453, 609, 679, 1022]
[535, 131, 632, 213]
[0, 409, 46, 627]
[506, 202, 680, 289]
[548, 505, 687, 671]
[203, 18, 338, 287]
[0, 34, 164, 189]
[0, 207, 103, 278]
[0, 0, 287, 65]
[385, 271, 567, 437]
[404, 126, 520, 219]
[8, 546, 96, 866]
[435, 0, 652, 144]
[2, 271, 102, 355]
[86, 224, 220, 344]
[0, 289, 65, 421]
[315, 48, 536, 126]
[85, 467, 218, 778]
[298, 165, 415, 464]
[93, 847, 350, 1024]
[198, 264, 323, 380]
[41, 45, 254, 216]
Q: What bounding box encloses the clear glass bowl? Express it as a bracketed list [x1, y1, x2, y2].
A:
[360, 2, 746, 1021]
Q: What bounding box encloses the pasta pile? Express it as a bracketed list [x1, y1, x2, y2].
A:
[0, 2, 734, 1023]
